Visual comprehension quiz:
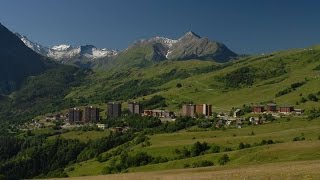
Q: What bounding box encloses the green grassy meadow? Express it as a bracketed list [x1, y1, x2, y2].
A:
[48, 130, 110, 142]
[65, 117, 320, 177]
[65, 46, 320, 113]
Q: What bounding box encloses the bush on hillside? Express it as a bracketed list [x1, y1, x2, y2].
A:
[210, 145, 221, 153]
[191, 160, 214, 168]
[218, 154, 230, 165]
[307, 93, 318, 102]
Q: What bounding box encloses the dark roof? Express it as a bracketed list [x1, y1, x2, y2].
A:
[280, 105, 294, 108]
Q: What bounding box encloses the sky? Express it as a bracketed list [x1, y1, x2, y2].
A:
[0, 0, 320, 54]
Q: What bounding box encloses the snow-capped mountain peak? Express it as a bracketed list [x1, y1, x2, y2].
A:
[150, 36, 178, 48]
[15, 33, 49, 55]
[51, 44, 71, 51]
[16, 34, 119, 63]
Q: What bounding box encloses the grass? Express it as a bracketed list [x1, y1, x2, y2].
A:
[59, 47, 320, 178]
[66, 159, 106, 177]
[130, 118, 320, 158]
[31, 128, 56, 135]
[65, 117, 320, 177]
[129, 141, 320, 172]
[48, 130, 110, 142]
[58, 159, 320, 180]
[66, 47, 320, 113]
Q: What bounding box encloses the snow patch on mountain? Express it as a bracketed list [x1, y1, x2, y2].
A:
[15, 33, 49, 55]
[51, 44, 71, 51]
[150, 36, 178, 48]
[17, 34, 118, 61]
[48, 47, 81, 59]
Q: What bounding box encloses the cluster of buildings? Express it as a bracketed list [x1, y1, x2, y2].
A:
[67, 102, 138, 124]
[68, 106, 100, 124]
[57, 101, 304, 128]
[182, 104, 212, 118]
[67, 102, 175, 124]
[252, 104, 303, 114]
[143, 110, 174, 118]
[108, 102, 175, 119]
[68, 103, 213, 124]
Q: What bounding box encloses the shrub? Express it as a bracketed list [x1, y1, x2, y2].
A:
[238, 142, 245, 149]
[267, 139, 274, 144]
[300, 97, 308, 103]
[141, 95, 167, 109]
[275, 87, 292, 97]
[218, 154, 230, 165]
[307, 93, 318, 102]
[313, 64, 320, 71]
[223, 67, 255, 88]
[308, 108, 320, 120]
[101, 166, 111, 174]
[152, 156, 168, 164]
[180, 147, 191, 158]
[293, 136, 305, 141]
[190, 141, 210, 157]
[238, 142, 251, 149]
[291, 82, 305, 89]
[210, 145, 220, 153]
[191, 160, 214, 168]
[183, 164, 190, 168]
[263, 113, 275, 121]
[260, 139, 274, 145]
[197, 120, 212, 128]
[276, 81, 305, 97]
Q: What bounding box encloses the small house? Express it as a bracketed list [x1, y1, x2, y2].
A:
[252, 105, 265, 113]
[279, 106, 294, 114]
[266, 103, 277, 112]
[294, 109, 304, 115]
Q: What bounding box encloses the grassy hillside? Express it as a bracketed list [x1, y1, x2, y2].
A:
[1, 43, 320, 178]
[57, 160, 320, 180]
[65, 117, 320, 177]
[0, 65, 89, 124]
[67, 46, 320, 113]
[0, 23, 56, 94]
[48, 130, 110, 142]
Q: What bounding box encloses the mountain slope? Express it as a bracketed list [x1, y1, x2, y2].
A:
[0, 23, 89, 123]
[17, 31, 237, 70]
[0, 23, 55, 94]
[67, 46, 320, 112]
[120, 31, 238, 66]
[167, 31, 237, 62]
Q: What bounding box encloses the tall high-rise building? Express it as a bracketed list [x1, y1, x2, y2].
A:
[195, 104, 212, 117]
[183, 104, 212, 117]
[68, 108, 82, 124]
[182, 104, 196, 117]
[83, 106, 99, 123]
[204, 104, 212, 117]
[107, 102, 122, 118]
[128, 102, 143, 115]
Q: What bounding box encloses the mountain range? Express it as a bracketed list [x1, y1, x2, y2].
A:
[0, 21, 319, 125]
[17, 31, 238, 68]
[16, 33, 118, 68]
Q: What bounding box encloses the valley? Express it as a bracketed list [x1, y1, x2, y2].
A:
[0, 20, 319, 179]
